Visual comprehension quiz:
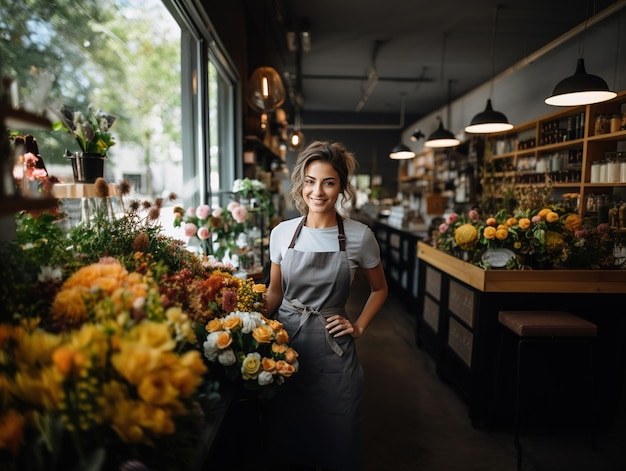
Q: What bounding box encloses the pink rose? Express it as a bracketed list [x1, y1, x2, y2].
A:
[196, 204, 211, 220]
[439, 223, 448, 233]
[468, 210, 479, 222]
[197, 226, 211, 240]
[531, 215, 541, 223]
[446, 213, 458, 225]
[227, 201, 240, 212]
[232, 205, 248, 223]
[212, 207, 223, 218]
[184, 222, 198, 237]
[186, 207, 195, 217]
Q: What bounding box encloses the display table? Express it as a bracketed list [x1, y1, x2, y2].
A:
[416, 241, 626, 429]
[53, 183, 118, 223]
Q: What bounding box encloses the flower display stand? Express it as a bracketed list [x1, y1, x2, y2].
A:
[415, 241, 626, 430]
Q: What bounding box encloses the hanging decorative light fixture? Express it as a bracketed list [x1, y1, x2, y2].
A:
[389, 143, 416, 160]
[545, 2, 616, 106]
[247, 66, 286, 113]
[410, 129, 425, 142]
[425, 117, 461, 148]
[425, 35, 460, 148]
[465, 6, 513, 134]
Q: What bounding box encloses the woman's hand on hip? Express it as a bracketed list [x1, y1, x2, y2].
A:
[326, 315, 361, 338]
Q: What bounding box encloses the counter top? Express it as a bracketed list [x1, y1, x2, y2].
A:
[417, 241, 626, 294]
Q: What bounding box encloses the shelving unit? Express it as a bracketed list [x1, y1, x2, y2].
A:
[483, 90, 626, 218]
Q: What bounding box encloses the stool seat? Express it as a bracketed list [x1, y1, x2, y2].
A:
[498, 310, 597, 338]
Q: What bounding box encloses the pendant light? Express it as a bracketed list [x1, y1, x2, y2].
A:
[545, 1, 616, 106]
[425, 35, 460, 148]
[247, 66, 286, 113]
[425, 117, 461, 148]
[465, 6, 513, 134]
[389, 142, 416, 160]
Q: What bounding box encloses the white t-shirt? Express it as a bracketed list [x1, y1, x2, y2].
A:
[269, 216, 381, 282]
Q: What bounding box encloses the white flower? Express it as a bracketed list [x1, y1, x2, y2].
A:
[203, 332, 221, 361]
[218, 349, 237, 366]
[258, 371, 274, 386]
[37, 266, 63, 282]
[237, 310, 263, 334]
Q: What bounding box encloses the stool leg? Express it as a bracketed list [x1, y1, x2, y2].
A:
[586, 340, 597, 452]
[514, 339, 523, 470]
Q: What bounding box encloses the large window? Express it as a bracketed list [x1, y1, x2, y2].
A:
[1, 0, 239, 213]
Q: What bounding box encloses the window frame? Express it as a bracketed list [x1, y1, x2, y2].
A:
[163, 0, 241, 209]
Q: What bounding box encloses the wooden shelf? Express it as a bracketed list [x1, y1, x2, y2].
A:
[482, 90, 626, 217]
[0, 195, 59, 217]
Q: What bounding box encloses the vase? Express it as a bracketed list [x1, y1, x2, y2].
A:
[67, 152, 106, 183]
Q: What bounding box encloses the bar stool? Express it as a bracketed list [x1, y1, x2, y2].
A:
[497, 310, 597, 470]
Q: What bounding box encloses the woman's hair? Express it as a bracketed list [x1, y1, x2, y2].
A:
[289, 141, 358, 216]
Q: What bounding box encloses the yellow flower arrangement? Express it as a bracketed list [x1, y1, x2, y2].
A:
[436, 205, 623, 270]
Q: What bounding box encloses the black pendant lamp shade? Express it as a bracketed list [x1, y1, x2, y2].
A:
[389, 143, 416, 160]
[464, 98, 513, 134]
[545, 58, 617, 106]
[424, 120, 460, 148]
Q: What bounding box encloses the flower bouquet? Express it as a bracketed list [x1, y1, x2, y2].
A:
[202, 310, 299, 400]
[173, 201, 250, 262]
[435, 205, 623, 270]
[52, 104, 117, 183]
[0, 259, 210, 471]
[53, 104, 116, 155]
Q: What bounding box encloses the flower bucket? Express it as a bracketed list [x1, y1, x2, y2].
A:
[68, 152, 106, 183]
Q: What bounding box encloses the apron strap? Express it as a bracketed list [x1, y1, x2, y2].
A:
[282, 298, 345, 356]
[288, 214, 347, 251]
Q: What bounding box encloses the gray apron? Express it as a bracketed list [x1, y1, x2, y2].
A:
[272, 214, 364, 471]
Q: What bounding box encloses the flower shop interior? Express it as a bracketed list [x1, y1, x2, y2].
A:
[2, 0, 626, 470]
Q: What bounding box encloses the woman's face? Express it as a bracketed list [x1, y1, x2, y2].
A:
[302, 160, 342, 215]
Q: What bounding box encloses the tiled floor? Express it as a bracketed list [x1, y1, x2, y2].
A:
[351, 271, 626, 471]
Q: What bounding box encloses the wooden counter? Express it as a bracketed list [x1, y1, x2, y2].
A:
[415, 241, 626, 429]
[417, 241, 626, 293]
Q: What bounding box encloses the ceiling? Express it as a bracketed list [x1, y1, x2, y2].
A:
[256, 0, 622, 121]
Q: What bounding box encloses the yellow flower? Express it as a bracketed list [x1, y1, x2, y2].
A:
[241, 352, 262, 379]
[222, 315, 242, 331]
[483, 226, 496, 240]
[262, 357, 277, 372]
[454, 223, 478, 250]
[137, 370, 181, 406]
[505, 217, 518, 227]
[275, 328, 290, 345]
[216, 331, 233, 350]
[276, 360, 296, 377]
[206, 318, 224, 333]
[546, 211, 560, 223]
[518, 218, 531, 230]
[565, 213, 581, 232]
[495, 228, 509, 241]
[545, 231, 565, 252]
[252, 324, 273, 344]
[537, 208, 551, 219]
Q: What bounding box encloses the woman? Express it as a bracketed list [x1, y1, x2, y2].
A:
[266, 141, 388, 471]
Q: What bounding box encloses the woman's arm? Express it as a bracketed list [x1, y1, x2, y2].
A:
[326, 262, 388, 339]
[351, 262, 388, 338]
[265, 262, 284, 316]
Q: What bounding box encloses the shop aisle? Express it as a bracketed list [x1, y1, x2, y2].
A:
[349, 269, 626, 471]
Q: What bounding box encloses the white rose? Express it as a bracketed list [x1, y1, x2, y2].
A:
[218, 349, 237, 366]
[258, 371, 274, 386]
[203, 332, 220, 361]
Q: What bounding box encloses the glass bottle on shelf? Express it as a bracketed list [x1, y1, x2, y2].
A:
[590, 160, 601, 183]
